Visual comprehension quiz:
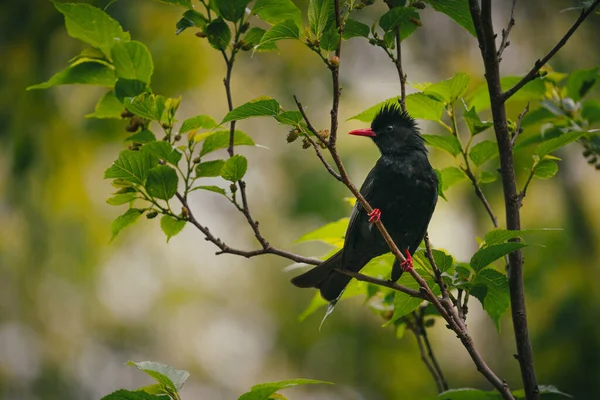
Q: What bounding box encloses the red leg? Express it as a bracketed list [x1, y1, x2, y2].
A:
[400, 249, 413, 271]
[368, 208, 381, 223]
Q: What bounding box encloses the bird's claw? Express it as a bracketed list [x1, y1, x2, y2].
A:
[368, 208, 381, 223]
[400, 249, 413, 271]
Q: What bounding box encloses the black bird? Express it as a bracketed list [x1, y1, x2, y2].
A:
[291, 104, 438, 302]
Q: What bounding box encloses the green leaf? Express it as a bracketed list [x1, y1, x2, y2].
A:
[101, 389, 164, 400]
[440, 166, 467, 191]
[379, 7, 420, 41]
[343, 19, 370, 39]
[469, 140, 498, 166]
[320, 27, 340, 51]
[469, 76, 545, 111]
[582, 100, 600, 124]
[513, 385, 573, 399]
[125, 130, 157, 143]
[434, 388, 502, 399]
[199, 130, 255, 156]
[215, 0, 251, 22]
[190, 185, 227, 196]
[222, 98, 281, 123]
[434, 169, 447, 201]
[422, 134, 462, 157]
[463, 106, 493, 135]
[298, 292, 328, 322]
[114, 78, 148, 102]
[470, 242, 528, 272]
[274, 111, 304, 125]
[54, 2, 130, 58]
[176, 10, 207, 34]
[535, 130, 585, 157]
[127, 361, 190, 392]
[206, 18, 231, 50]
[387, 274, 427, 323]
[111, 41, 154, 83]
[432, 249, 453, 273]
[471, 269, 509, 331]
[111, 208, 143, 241]
[145, 165, 178, 200]
[423, 0, 475, 36]
[533, 159, 558, 179]
[195, 160, 225, 177]
[107, 192, 138, 205]
[86, 91, 124, 119]
[125, 93, 166, 121]
[27, 61, 116, 90]
[220, 155, 248, 182]
[180, 115, 218, 133]
[565, 67, 598, 101]
[308, 0, 334, 40]
[160, 215, 186, 242]
[479, 171, 497, 184]
[153, 0, 193, 8]
[141, 141, 182, 165]
[349, 93, 444, 122]
[252, 0, 302, 27]
[483, 228, 559, 246]
[256, 20, 299, 50]
[105, 150, 157, 185]
[238, 379, 332, 400]
[423, 72, 470, 104]
[296, 218, 349, 247]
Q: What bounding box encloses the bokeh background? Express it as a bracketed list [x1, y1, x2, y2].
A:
[1, 0, 599, 399]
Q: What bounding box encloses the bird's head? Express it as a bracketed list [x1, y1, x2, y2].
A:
[349, 103, 425, 155]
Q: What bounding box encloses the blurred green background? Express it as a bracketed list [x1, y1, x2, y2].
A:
[1, 0, 599, 399]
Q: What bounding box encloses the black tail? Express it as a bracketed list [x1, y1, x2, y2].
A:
[291, 251, 354, 302]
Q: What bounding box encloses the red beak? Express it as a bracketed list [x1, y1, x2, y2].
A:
[349, 128, 376, 137]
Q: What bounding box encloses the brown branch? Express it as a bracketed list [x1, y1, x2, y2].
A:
[497, 0, 516, 62]
[328, 0, 343, 146]
[416, 309, 449, 392]
[424, 233, 449, 300]
[511, 102, 530, 148]
[503, 0, 600, 101]
[409, 313, 445, 393]
[463, 167, 499, 227]
[469, 1, 537, 398]
[335, 269, 427, 299]
[394, 29, 407, 112]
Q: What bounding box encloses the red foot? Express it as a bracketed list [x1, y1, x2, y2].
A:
[368, 208, 381, 223]
[400, 249, 413, 271]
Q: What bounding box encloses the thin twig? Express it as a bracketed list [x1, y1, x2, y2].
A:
[511, 103, 530, 148]
[497, 0, 517, 62]
[409, 313, 444, 393]
[395, 29, 407, 112]
[304, 134, 342, 181]
[503, 0, 600, 101]
[335, 269, 427, 299]
[328, 0, 343, 146]
[417, 310, 449, 392]
[424, 234, 449, 300]
[293, 95, 330, 146]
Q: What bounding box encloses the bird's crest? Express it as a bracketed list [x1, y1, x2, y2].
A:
[372, 103, 417, 131]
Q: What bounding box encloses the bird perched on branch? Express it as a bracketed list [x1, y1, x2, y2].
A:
[291, 104, 438, 302]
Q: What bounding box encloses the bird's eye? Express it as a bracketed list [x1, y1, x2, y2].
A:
[385, 125, 394, 133]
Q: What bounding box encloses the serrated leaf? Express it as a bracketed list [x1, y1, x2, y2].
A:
[238, 379, 332, 400]
[513, 385, 573, 399]
[471, 269, 509, 331]
[463, 106, 493, 135]
[86, 91, 124, 119]
[434, 388, 502, 400]
[423, 134, 462, 157]
[469, 76, 545, 111]
[432, 249, 453, 273]
[127, 361, 190, 392]
[101, 389, 164, 400]
[195, 160, 225, 177]
[105, 150, 157, 185]
[190, 185, 227, 196]
[206, 18, 231, 50]
[308, 0, 334, 40]
[107, 192, 138, 205]
[440, 166, 467, 191]
[296, 218, 348, 247]
[565, 67, 598, 101]
[434, 169, 447, 201]
[114, 78, 148, 102]
[145, 165, 178, 200]
[469, 140, 498, 166]
[349, 93, 444, 122]
[160, 215, 186, 242]
[110, 208, 143, 241]
[27, 61, 116, 90]
[141, 141, 182, 165]
[534, 130, 585, 157]
[180, 115, 218, 133]
[222, 98, 281, 123]
[215, 0, 251, 22]
[125, 130, 157, 143]
[274, 111, 304, 125]
[470, 242, 528, 272]
[343, 19, 370, 39]
[124, 92, 166, 121]
[386, 274, 428, 324]
[533, 159, 558, 179]
[252, 0, 302, 27]
[423, 0, 475, 36]
[176, 10, 207, 34]
[220, 155, 248, 182]
[582, 99, 600, 124]
[379, 6, 420, 41]
[199, 130, 255, 156]
[256, 20, 299, 50]
[423, 72, 470, 104]
[484, 228, 559, 246]
[54, 2, 130, 58]
[111, 41, 154, 83]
